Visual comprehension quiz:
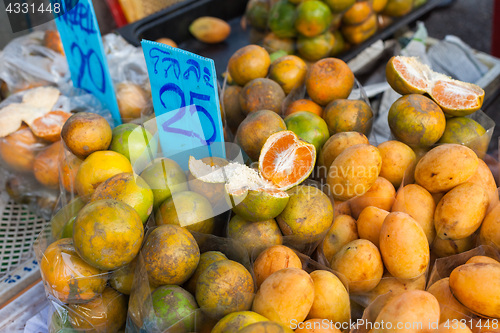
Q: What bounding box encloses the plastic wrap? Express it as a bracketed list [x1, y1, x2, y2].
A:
[0, 31, 69, 95]
[103, 34, 154, 123]
[0, 85, 114, 219]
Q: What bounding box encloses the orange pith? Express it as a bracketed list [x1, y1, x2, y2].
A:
[431, 79, 484, 111]
[259, 131, 316, 189]
[393, 57, 429, 91]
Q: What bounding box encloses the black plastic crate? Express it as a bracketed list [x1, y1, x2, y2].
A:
[117, 0, 443, 78]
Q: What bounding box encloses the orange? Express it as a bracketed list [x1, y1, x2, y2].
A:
[75, 150, 133, 199]
[90, 172, 154, 223]
[61, 112, 112, 159]
[269, 55, 308, 94]
[259, 131, 316, 190]
[382, 0, 413, 16]
[430, 79, 484, 116]
[295, 1, 333, 37]
[330, 30, 346, 56]
[43, 30, 64, 54]
[156, 38, 177, 47]
[222, 85, 246, 134]
[0, 125, 42, 172]
[268, 0, 297, 38]
[284, 111, 330, 152]
[262, 32, 295, 54]
[385, 55, 432, 95]
[341, 13, 378, 44]
[30, 110, 71, 142]
[40, 238, 107, 303]
[371, 0, 389, 12]
[116, 82, 149, 121]
[236, 109, 287, 161]
[196, 260, 254, 320]
[253, 245, 302, 288]
[142, 224, 200, 286]
[59, 150, 83, 193]
[322, 99, 373, 135]
[73, 199, 144, 270]
[297, 31, 335, 61]
[33, 140, 62, 189]
[388, 94, 446, 147]
[438, 117, 488, 158]
[239, 78, 286, 114]
[342, 1, 373, 25]
[305, 58, 355, 105]
[68, 287, 127, 332]
[228, 45, 271, 86]
[284, 99, 323, 117]
[324, 0, 355, 13]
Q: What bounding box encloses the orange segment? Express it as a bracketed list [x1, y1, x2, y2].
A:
[30, 110, 72, 142]
[259, 130, 316, 190]
[285, 99, 323, 117]
[430, 79, 484, 116]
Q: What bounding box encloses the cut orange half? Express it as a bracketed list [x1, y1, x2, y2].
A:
[430, 79, 485, 116]
[386, 56, 432, 95]
[259, 130, 316, 190]
[386, 56, 485, 116]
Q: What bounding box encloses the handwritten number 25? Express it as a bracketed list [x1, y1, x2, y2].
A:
[159, 83, 216, 145]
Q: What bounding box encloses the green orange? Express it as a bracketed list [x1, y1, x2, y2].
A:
[330, 30, 346, 56]
[156, 190, 215, 234]
[246, 0, 270, 31]
[73, 199, 144, 270]
[295, 1, 332, 37]
[297, 31, 335, 61]
[268, 0, 297, 38]
[324, 0, 355, 13]
[323, 99, 373, 135]
[90, 172, 154, 223]
[438, 117, 488, 158]
[140, 157, 188, 209]
[212, 311, 269, 333]
[388, 94, 446, 147]
[145, 285, 198, 332]
[285, 111, 330, 152]
[382, 0, 413, 17]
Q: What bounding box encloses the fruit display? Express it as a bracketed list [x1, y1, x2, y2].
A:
[0, 20, 493, 333]
[244, 0, 429, 60]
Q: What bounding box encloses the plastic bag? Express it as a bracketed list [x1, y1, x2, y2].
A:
[0, 85, 114, 219]
[103, 33, 153, 122]
[0, 31, 69, 95]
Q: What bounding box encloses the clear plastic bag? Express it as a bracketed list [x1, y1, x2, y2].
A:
[103, 34, 154, 123]
[0, 85, 114, 219]
[0, 31, 69, 95]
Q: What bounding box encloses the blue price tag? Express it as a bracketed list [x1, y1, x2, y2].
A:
[141, 40, 226, 168]
[52, 0, 122, 125]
